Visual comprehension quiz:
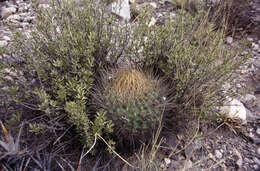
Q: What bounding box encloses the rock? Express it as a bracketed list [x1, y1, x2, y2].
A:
[254, 157, 260, 165]
[234, 149, 243, 168]
[0, 6, 16, 19]
[247, 37, 253, 42]
[0, 40, 7, 47]
[252, 42, 259, 50]
[257, 147, 260, 155]
[38, 4, 50, 9]
[226, 36, 233, 44]
[241, 94, 257, 103]
[6, 14, 21, 21]
[220, 97, 247, 121]
[2, 35, 10, 41]
[150, 2, 157, 8]
[111, 0, 131, 20]
[148, 17, 156, 27]
[215, 150, 223, 159]
[164, 158, 171, 165]
[256, 128, 260, 136]
[184, 159, 192, 169]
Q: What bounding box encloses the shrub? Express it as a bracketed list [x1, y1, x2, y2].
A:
[127, 9, 250, 121]
[0, 0, 126, 150]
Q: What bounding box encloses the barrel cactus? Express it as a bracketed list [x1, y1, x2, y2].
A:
[93, 68, 169, 141]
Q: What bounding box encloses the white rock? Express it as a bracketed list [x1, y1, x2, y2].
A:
[0, 40, 8, 47]
[6, 14, 21, 21]
[164, 158, 171, 165]
[111, 0, 131, 20]
[256, 128, 260, 136]
[150, 2, 157, 8]
[220, 97, 247, 121]
[252, 43, 259, 50]
[226, 36, 233, 44]
[0, 7, 17, 19]
[2, 36, 11, 41]
[257, 147, 260, 155]
[148, 17, 156, 27]
[247, 37, 253, 41]
[215, 150, 223, 159]
[38, 4, 50, 9]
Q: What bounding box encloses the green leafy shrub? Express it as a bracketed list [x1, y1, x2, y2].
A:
[0, 0, 126, 149]
[127, 9, 250, 121]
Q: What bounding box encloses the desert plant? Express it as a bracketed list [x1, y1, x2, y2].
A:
[127, 8, 250, 122]
[0, 0, 126, 151]
[92, 68, 170, 142]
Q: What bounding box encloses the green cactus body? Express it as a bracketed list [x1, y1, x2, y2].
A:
[94, 68, 167, 140]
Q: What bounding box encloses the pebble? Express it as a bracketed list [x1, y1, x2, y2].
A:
[2, 36, 11, 41]
[150, 2, 157, 8]
[257, 147, 260, 155]
[256, 128, 260, 136]
[220, 97, 247, 121]
[215, 150, 223, 159]
[164, 158, 171, 165]
[226, 36, 233, 44]
[111, 0, 131, 20]
[0, 6, 17, 19]
[184, 159, 193, 169]
[252, 42, 259, 50]
[0, 40, 8, 47]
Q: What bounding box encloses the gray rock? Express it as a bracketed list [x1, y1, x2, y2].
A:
[226, 36, 233, 44]
[252, 43, 259, 50]
[0, 40, 7, 47]
[254, 157, 260, 165]
[111, 0, 130, 20]
[256, 128, 260, 136]
[215, 150, 223, 159]
[184, 159, 193, 169]
[241, 94, 257, 103]
[164, 158, 171, 165]
[2, 35, 10, 41]
[6, 14, 21, 21]
[257, 147, 260, 155]
[0, 6, 16, 19]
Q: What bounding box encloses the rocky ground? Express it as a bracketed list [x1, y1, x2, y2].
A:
[0, 0, 260, 170]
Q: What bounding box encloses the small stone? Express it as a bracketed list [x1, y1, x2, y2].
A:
[111, 0, 131, 20]
[247, 37, 253, 41]
[257, 147, 260, 155]
[2, 36, 11, 41]
[256, 128, 260, 136]
[0, 7, 17, 19]
[38, 4, 50, 9]
[184, 159, 192, 169]
[252, 43, 259, 50]
[0, 40, 8, 47]
[6, 14, 21, 21]
[254, 157, 260, 165]
[164, 158, 171, 165]
[220, 97, 247, 121]
[226, 36, 233, 44]
[215, 150, 223, 159]
[241, 94, 257, 103]
[150, 2, 157, 8]
[236, 159, 243, 168]
[148, 17, 156, 27]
